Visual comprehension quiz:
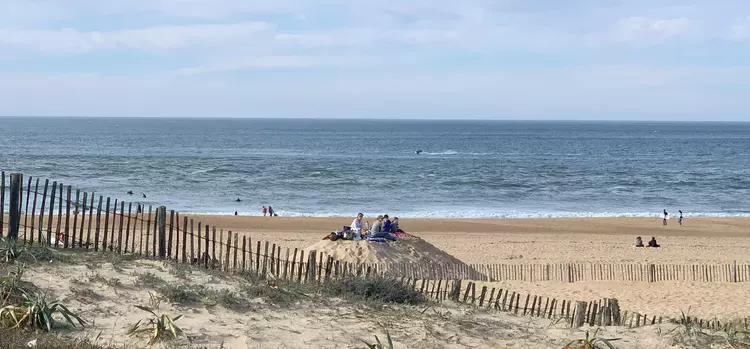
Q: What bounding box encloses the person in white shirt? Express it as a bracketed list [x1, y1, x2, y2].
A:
[351, 213, 365, 239]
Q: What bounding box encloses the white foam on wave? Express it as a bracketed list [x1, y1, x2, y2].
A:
[421, 150, 492, 156]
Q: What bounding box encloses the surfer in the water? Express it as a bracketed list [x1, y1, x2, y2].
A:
[415, 150, 423, 154]
[236, 198, 242, 202]
[127, 190, 134, 195]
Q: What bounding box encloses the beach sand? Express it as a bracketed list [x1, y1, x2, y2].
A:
[180, 215, 750, 321]
[9, 215, 750, 263]
[6, 215, 750, 322]
[182, 216, 750, 263]
[15, 256, 681, 349]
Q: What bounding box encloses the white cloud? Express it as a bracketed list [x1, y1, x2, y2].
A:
[174, 55, 377, 74]
[612, 17, 691, 42]
[728, 17, 750, 41]
[0, 22, 272, 54]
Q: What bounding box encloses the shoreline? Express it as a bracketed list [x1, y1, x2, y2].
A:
[5, 215, 750, 237]
[180, 215, 750, 237]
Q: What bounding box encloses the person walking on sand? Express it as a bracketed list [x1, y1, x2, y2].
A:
[678, 210, 683, 226]
[662, 209, 668, 226]
[268, 206, 274, 217]
[262, 206, 268, 216]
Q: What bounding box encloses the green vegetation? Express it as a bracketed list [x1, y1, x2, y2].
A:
[360, 330, 396, 349]
[127, 292, 184, 346]
[0, 237, 37, 263]
[321, 276, 426, 305]
[0, 288, 85, 331]
[563, 328, 620, 349]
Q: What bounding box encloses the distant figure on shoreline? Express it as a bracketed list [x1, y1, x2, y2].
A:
[137, 204, 142, 214]
[234, 210, 238, 216]
[635, 236, 644, 247]
[678, 210, 684, 226]
[648, 237, 661, 248]
[268, 206, 274, 217]
[262, 206, 267, 216]
[662, 209, 668, 226]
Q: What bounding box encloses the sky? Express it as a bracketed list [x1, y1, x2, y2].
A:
[1, 0, 749, 120]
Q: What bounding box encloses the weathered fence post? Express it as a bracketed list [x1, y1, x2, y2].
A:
[7, 173, 23, 240]
[573, 301, 587, 327]
[307, 250, 317, 283]
[610, 299, 621, 325]
[648, 264, 655, 283]
[451, 279, 462, 301]
[157, 206, 167, 259]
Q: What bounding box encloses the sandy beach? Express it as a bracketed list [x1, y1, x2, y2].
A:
[179, 215, 750, 263]
[6, 215, 750, 263]
[179, 215, 750, 321]
[6, 215, 750, 322]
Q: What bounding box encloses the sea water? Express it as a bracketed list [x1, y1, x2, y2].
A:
[1, 117, 749, 218]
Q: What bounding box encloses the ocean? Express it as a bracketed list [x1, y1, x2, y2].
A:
[1, 117, 749, 218]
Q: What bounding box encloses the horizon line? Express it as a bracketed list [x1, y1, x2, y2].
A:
[1, 115, 749, 123]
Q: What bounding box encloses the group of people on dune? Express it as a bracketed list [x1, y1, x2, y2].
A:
[329, 213, 406, 242]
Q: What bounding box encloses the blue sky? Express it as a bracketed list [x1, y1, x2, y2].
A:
[1, 0, 749, 120]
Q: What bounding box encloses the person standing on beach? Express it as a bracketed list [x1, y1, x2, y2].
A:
[262, 206, 268, 216]
[678, 210, 683, 226]
[662, 209, 668, 226]
[268, 206, 274, 217]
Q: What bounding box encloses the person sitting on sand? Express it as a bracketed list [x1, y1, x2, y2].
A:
[390, 217, 401, 233]
[382, 214, 392, 233]
[635, 236, 644, 247]
[648, 237, 660, 248]
[351, 213, 365, 239]
[369, 215, 384, 234]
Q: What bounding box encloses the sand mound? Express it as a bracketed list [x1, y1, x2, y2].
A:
[304, 234, 468, 266]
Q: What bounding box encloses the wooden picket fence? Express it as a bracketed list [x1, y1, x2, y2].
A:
[428, 279, 750, 331]
[358, 261, 750, 283]
[3, 172, 750, 331]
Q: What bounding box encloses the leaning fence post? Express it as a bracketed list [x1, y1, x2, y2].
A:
[157, 206, 167, 259]
[451, 279, 462, 301]
[573, 301, 587, 328]
[7, 173, 23, 240]
[610, 298, 621, 325]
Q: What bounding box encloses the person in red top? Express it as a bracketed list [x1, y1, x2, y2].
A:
[262, 206, 268, 216]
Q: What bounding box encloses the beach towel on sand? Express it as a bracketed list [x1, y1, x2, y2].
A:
[367, 237, 388, 243]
